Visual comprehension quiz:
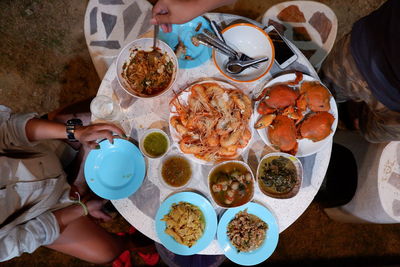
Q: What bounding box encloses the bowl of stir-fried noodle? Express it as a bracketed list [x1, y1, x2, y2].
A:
[116, 38, 178, 98]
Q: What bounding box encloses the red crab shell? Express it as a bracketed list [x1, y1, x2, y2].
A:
[299, 112, 335, 142]
[257, 101, 276, 115]
[268, 115, 298, 153]
[263, 85, 299, 109]
[299, 81, 331, 112]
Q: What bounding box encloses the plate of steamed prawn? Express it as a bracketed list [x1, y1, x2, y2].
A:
[169, 81, 253, 164]
[253, 72, 338, 157]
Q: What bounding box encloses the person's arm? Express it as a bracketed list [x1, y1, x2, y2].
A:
[359, 105, 400, 143]
[53, 199, 111, 232]
[151, 0, 237, 32]
[25, 118, 125, 148]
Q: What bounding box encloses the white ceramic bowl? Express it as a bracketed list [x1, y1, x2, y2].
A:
[256, 152, 303, 199]
[159, 153, 194, 190]
[208, 160, 255, 208]
[139, 128, 170, 159]
[213, 23, 275, 83]
[116, 38, 178, 98]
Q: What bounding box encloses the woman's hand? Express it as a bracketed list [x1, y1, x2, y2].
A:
[85, 199, 112, 221]
[74, 123, 125, 149]
[151, 0, 236, 33]
[26, 119, 125, 146]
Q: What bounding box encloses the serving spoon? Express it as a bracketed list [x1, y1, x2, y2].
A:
[149, 25, 161, 63]
[225, 56, 269, 74]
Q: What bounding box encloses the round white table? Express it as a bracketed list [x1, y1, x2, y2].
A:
[94, 13, 332, 255]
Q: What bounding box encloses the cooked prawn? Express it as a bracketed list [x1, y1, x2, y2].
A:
[170, 82, 252, 162]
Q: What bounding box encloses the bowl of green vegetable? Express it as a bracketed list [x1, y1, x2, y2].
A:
[256, 152, 303, 199]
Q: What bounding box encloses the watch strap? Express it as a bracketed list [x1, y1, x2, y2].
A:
[66, 119, 83, 142]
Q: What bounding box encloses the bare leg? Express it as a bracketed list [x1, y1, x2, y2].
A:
[46, 216, 125, 264]
[46, 216, 157, 264]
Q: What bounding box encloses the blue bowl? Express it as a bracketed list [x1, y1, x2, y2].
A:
[84, 138, 146, 200]
[158, 16, 212, 69]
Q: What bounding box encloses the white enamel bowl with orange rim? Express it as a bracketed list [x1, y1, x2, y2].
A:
[213, 23, 275, 83]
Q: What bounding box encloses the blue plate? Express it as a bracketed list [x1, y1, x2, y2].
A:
[84, 138, 146, 200]
[217, 202, 279, 266]
[155, 192, 217, 255]
[158, 16, 212, 69]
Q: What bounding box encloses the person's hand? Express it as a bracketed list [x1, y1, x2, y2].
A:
[151, 0, 236, 33]
[151, 0, 200, 32]
[74, 123, 125, 149]
[86, 199, 112, 221]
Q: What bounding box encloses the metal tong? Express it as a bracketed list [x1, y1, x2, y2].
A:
[207, 22, 258, 68]
[194, 33, 238, 58]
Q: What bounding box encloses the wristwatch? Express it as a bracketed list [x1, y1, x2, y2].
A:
[66, 118, 83, 142]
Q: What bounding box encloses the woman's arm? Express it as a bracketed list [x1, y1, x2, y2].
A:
[53, 199, 111, 232]
[151, 0, 237, 32]
[25, 118, 125, 148]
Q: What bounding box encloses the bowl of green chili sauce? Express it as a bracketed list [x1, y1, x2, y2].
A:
[139, 129, 170, 158]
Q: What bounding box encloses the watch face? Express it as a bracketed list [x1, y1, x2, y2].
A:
[67, 118, 83, 126]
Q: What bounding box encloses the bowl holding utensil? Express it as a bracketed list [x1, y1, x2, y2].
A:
[213, 23, 275, 83]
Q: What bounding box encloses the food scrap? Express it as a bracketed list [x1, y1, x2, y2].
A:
[174, 39, 187, 59]
[191, 35, 200, 47]
[174, 39, 194, 60]
[162, 202, 204, 247]
[195, 22, 202, 32]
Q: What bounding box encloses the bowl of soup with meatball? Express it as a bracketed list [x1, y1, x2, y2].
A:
[208, 161, 254, 208]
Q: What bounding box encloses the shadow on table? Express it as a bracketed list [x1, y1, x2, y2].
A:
[220, 255, 400, 267]
[315, 143, 358, 208]
[156, 243, 226, 267]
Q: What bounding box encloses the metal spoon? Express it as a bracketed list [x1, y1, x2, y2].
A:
[225, 57, 269, 74]
[149, 25, 160, 63]
[153, 24, 159, 49]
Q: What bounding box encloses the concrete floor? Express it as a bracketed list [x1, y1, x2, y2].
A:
[2, 0, 400, 266]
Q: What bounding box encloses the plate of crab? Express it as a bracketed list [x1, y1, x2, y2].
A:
[169, 80, 253, 164]
[253, 72, 338, 157]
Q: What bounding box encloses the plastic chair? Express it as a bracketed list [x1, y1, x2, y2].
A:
[261, 1, 338, 71]
[323, 130, 400, 224]
[84, 0, 153, 79]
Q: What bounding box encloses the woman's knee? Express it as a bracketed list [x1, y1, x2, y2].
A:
[47, 216, 125, 264]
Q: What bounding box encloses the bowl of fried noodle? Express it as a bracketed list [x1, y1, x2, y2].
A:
[116, 38, 178, 98]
